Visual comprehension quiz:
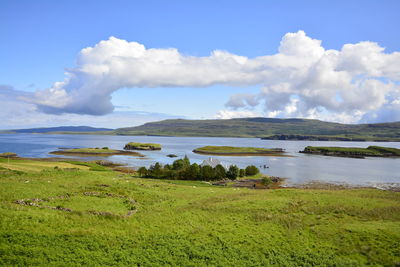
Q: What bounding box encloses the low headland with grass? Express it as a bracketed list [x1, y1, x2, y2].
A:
[50, 147, 144, 157]
[124, 142, 161, 150]
[0, 152, 18, 158]
[300, 145, 400, 158]
[0, 155, 399, 266]
[193, 146, 286, 156]
[262, 134, 381, 141]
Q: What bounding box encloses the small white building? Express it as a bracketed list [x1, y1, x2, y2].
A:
[200, 157, 228, 170]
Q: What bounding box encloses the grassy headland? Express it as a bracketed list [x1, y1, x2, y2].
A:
[193, 146, 286, 156]
[0, 152, 18, 158]
[124, 142, 161, 150]
[50, 147, 144, 157]
[0, 157, 399, 266]
[262, 134, 381, 141]
[300, 145, 400, 158]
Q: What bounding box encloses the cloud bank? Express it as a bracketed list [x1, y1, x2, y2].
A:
[0, 85, 180, 129]
[30, 31, 400, 123]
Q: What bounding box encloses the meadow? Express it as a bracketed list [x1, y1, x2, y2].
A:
[0, 157, 399, 266]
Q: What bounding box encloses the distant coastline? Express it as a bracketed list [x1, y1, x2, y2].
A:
[1, 117, 400, 142]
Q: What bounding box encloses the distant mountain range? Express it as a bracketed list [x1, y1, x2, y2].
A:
[1, 126, 113, 134]
[2, 118, 400, 141]
[114, 118, 400, 141]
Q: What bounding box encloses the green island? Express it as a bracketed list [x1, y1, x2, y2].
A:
[124, 142, 161, 150]
[0, 156, 399, 266]
[193, 145, 286, 156]
[0, 152, 18, 158]
[50, 147, 144, 157]
[300, 145, 400, 158]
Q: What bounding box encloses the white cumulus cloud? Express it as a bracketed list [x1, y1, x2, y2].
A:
[0, 85, 180, 129]
[215, 110, 261, 120]
[25, 31, 400, 123]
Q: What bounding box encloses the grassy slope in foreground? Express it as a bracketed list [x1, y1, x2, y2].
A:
[114, 118, 400, 140]
[50, 147, 143, 157]
[124, 142, 161, 150]
[0, 157, 399, 266]
[193, 146, 285, 156]
[300, 145, 400, 158]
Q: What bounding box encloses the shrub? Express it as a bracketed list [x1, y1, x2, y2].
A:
[261, 177, 273, 187]
[245, 165, 259, 176]
[239, 169, 245, 177]
[102, 147, 109, 150]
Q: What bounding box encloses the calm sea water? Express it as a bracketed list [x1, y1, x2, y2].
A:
[1, 133, 399, 187]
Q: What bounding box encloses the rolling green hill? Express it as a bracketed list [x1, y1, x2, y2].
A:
[114, 118, 400, 141]
[2, 118, 400, 141]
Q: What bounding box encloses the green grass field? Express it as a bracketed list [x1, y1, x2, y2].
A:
[0, 158, 399, 266]
[124, 142, 161, 150]
[0, 159, 89, 172]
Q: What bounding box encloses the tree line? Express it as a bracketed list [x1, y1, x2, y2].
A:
[137, 156, 259, 181]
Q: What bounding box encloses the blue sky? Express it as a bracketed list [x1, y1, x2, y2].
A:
[0, 0, 399, 128]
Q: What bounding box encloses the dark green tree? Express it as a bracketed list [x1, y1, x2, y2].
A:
[239, 169, 246, 177]
[163, 164, 171, 170]
[172, 159, 185, 170]
[149, 162, 163, 178]
[214, 164, 226, 180]
[200, 165, 214, 180]
[183, 155, 191, 167]
[185, 163, 200, 180]
[137, 167, 147, 177]
[226, 165, 239, 180]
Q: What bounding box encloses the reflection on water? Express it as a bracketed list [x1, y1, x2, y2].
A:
[0, 133, 399, 186]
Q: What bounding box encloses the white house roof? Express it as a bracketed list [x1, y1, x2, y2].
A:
[200, 157, 228, 169]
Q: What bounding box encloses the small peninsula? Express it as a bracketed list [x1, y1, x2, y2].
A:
[124, 142, 161, 150]
[50, 147, 144, 157]
[300, 146, 400, 158]
[0, 152, 18, 158]
[262, 134, 375, 142]
[193, 146, 286, 156]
